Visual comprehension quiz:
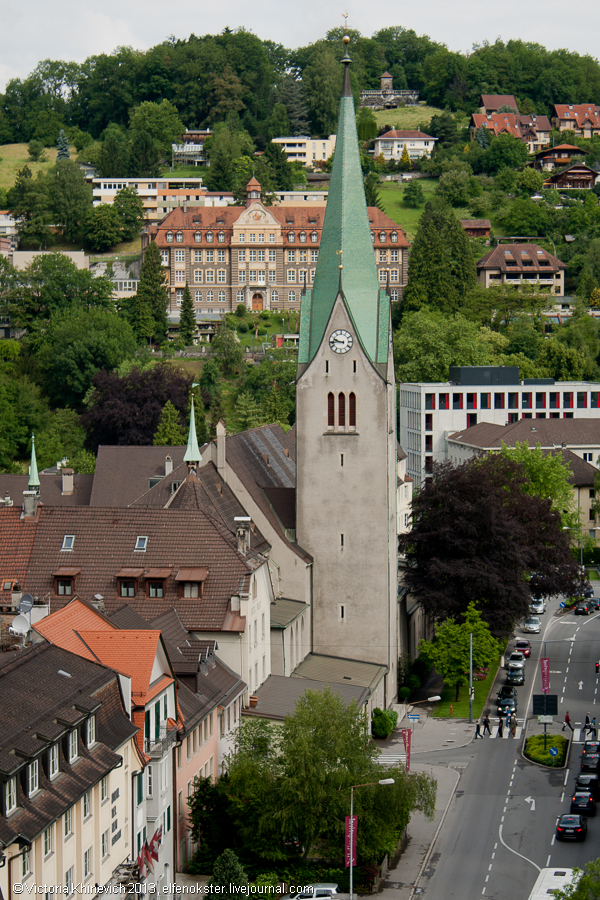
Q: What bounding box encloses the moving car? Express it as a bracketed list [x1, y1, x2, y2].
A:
[556, 814, 587, 841]
[506, 666, 525, 686]
[523, 616, 541, 634]
[580, 754, 600, 773]
[570, 791, 596, 816]
[497, 686, 518, 714]
[575, 601, 591, 616]
[575, 773, 600, 798]
[530, 598, 546, 614]
[282, 887, 338, 900]
[507, 651, 526, 669]
[515, 639, 532, 658]
[582, 741, 600, 757]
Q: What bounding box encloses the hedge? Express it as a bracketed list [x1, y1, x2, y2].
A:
[524, 733, 568, 767]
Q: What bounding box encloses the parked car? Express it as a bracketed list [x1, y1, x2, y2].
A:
[530, 598, 546, 614]
[576, 773, 600, 798]
[580, 754, 600, 773]
[523, 616, 541, 633]
[507, 651, 526, 669]
[575, 601, 591, 616]
[282, 887, 338, 900]
[506, 666, 525, 686]
[515, 639, 532, 658]
[556, 814, 588, 841]
[497, 686, 518, 714]
[570, 791, 596, 816]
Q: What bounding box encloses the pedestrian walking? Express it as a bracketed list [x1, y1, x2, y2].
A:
[498, 716, 504, 738]
[483, 714, 492, 736]
[511, 715, 517, 738]
[585, 712, 592, 735]
[563, 711, 574, 733]
[474, 722, 483, 739]
[506, 709, 511, 729]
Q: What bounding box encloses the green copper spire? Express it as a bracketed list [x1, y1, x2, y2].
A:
[28, 433, 40, 493]
[298, 38, 389, 368]
[184, 397, 202, 465]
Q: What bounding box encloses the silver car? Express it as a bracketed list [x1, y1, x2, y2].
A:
[507, 650, 526, 669]
[530, 598, 546, 614]
[523, 616, 541, 634]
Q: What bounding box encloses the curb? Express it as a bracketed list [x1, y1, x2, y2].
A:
[407, 767, 461, 900]
[519, 716, 571, 769]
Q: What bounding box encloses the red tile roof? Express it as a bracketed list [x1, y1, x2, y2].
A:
[554, 104, 600, 129]
[481, 94, 518, 111]
[476, 242, 565, 273]
[34, 597, 117, 659]
[75, 630, 167, 699]
[0, 507, 38, 601]
[377, 130, 436, 140]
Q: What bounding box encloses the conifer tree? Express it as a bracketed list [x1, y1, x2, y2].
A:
[153, 401, 186, 445]
[191, 395, 208, 445]
[208, 395, 225, 439]
[135, 241, 169, 342]
[56, 129, 70, 161]
[210, 849, 247, 900]
[179, 283, 196, 345]
[399, 143, 411, 171]
[235, 391, 265, 430]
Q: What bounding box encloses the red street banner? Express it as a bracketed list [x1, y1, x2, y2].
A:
[401, 728, 412, 772]
[540, 657, 550, 693]
[345, 815, 357, 867]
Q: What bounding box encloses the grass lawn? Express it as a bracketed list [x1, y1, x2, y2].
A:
[372, 105, 444, 131]
[430, 652, 504, 719]
[0, 143, 62, 191]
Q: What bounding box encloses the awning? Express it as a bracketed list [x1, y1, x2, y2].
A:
[175, 567, 209, 582]
[115, 568, 144, 578]
[145, 568, 172, 579]
[52, 567, 81, 577]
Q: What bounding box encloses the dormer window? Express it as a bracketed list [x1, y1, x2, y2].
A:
[4, 776, 17, 814]
[27, 759, 39, 795]
[379, 232, 387, 243]
[194, 232, 201, 243]
[49, 743, 59, 779]
[86, 715, 96, 747]
[68, 729, 78, 763]
[57, 579, 73, 596]
[183, 582, 199, 598]
[175, 567, 207, 599]
[371, 232, 375, 243]
[288, 232, 295, 243]
[310, 232, 318, 243]
[135, 536, 148, 552]
[120, 580, 136, 597]
[148, 582, 164, 598]
[217, 231, 225, 243]
[61, 535, 74, 551]
[175, 231, 183, 243]
[391, 232, 398, 243]
[206, 231, 213, 243]
[166, 232, 173, 243]
[299, 232, 306, 243]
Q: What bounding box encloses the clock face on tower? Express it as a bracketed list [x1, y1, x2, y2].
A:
[329, 329, 353, 354]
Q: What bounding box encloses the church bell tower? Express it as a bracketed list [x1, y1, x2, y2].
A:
[295, 37, 398, 703]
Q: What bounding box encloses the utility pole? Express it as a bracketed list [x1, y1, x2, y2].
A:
[469, 632, 474, 724]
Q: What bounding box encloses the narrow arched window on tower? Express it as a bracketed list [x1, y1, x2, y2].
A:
[338, 393, 346, 427]
[349, 392, 356, 427]
[327, 392, 335, 427]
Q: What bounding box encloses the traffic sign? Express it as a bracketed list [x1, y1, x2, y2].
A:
[407, 714, 420, 721]
[560, 602, 566, 608]
[538, 715, 554, 724]
[549, 747, 558, 757]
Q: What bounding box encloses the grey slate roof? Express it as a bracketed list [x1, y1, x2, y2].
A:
[291, 653, 388, 691]
[243, 674, 369, 720]
[0, 473, 93, 507]
[448, 418, 600, 449]
[270, 598, 308, 629]
[89, 446, 186, 507]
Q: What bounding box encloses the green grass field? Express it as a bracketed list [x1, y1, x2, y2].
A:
[0, 143, 62, 191]
[372, 104, 445, 131]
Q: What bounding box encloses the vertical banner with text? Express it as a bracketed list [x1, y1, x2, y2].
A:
[345, 815, 357, 867]
[401, 727, 412, 772]
[540, 657, 550, 693]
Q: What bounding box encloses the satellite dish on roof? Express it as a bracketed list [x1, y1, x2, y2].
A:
[19, 593, 33, 614]
[9, 614, 30, 636]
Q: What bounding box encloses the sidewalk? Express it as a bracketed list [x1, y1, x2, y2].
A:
[376, 707, 477, 900]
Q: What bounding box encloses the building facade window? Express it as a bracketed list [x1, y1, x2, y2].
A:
[120, 580, 135, 597]
[5, 775, 17, 814]
[101, 830, 109, 859]
[349, 392, 356, 427]
[175, 232, 183, 243]
[148, 581, 164, 598]
[194, 270, 203, 283]
[27, 759, 39, 795]
[44, 825, 53, 857]
[64, 807, 73, 837]
[194, 232, 201, 243]
[68, 729, 78, 763]
[194, 291, 202, 302]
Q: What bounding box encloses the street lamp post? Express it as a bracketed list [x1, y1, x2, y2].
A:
[349, 779, 395, 900]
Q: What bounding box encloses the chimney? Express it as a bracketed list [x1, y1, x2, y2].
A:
[11, 583, 22, 608]
[61, 468, 74, 495]
[234, 516, 252, 555]
[4, 492, 12, 507]
[165, 455, 173, 475]
[22, 490, 38, 518]
[230, 595, 240, 612]
[216, 419, 227, 482]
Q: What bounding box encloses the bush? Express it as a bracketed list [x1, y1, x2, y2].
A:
[398, 686, 411, 701]
[524, 733, 568, 767]
[371, 707, 399, 739]
[407, 673, 421, 693]
[259, 311, 270, 320]
[257, 326, 267, 336]
[238, 322, 249, 333]
[236, 303, 247, 318]
[412, 655, 432, 682]
[253, 874, 280, 889]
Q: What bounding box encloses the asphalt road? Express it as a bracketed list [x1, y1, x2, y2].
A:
[414, 596, 600, 899]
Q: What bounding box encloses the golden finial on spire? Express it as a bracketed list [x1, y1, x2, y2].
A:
[342, 12, 350, 43]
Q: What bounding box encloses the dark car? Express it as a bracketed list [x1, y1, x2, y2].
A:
[556, 814, 588, 841]
[576, 773, 600, 798]
[582, 741, 600, 757]
[570, 791, 596, 816]
[515, 639, 532, 658]
[506, 666, 525, 686]
[580, 754, 600, 773]
[575, 601, 591, 615]
[497, 686, 518, 714]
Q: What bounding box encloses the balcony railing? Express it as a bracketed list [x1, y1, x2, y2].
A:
[144, 726, 177, 758]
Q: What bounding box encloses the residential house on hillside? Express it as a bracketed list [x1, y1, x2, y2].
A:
[171, 130, 212, 168]
[479, 94, 519, 113]
[552, 104, 600, 137]
[470, 112, 551, 152]
[543, 163, 599, 190]
[371, 130, 437, 161]
[271, 135, 336, 167]
[533, 144, 587, 171]
[476, 243, 566, 293]
[0, 642, 141, 899]
[460, 219, 492, 238]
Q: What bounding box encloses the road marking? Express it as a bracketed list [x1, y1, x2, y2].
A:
[566, 668, 569, 673]
[560, 792, 564, 802]
[524, 796, 536, 811]
[580, 681, 584, 689]
[485, 875, 489, 882]
[494, 843, 498, 850]
[491, 852, 495, 859]
[564, 769, 570, 784]
[546, 856, 551, 867]
[488, 864, 493, 871]
[501, 816, 505, 823]
[551, 835, 556, 845]
[498, 823, 541, 872]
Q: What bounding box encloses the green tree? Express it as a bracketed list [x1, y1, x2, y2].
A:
[364, 173, 383, 210]
[484, 133, 530, 174]
[82, 204, 123, 251]
[128, 99, 183, 163]
[34, 408, 87, 470]
[56, 128, 70, 160]
[267, 103, 291, 140]
[179, 283, 196, 346]
[70, 449, 96, 474]
[499, 442, 577, 528]
[27, 140, 47, 162]
[153, 400, 186, 445]
[436, 168, 471, 206]
[209, 850, 248, 900]
[418, 603, 499, 701]
[8, 165, 52, 249]
[97, 124, 130, 177]
[48, 160, 92, 242]
[303, 48, 341, 137]
[356, 106, 377, 142]
[279, 75, 310, 136]
[235, 391, 265, 431]
[516, 168, 544, 196]
[402, 180, 424, 207]
[134, 241, 169, 342]
[112, 186, 145, 240]
[553, 860, 600, 899]
[537, 338, 586, 381]
[211, 323, 243, 375]
[208, 66, 245, 123]
[399, 143, 411, 171]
